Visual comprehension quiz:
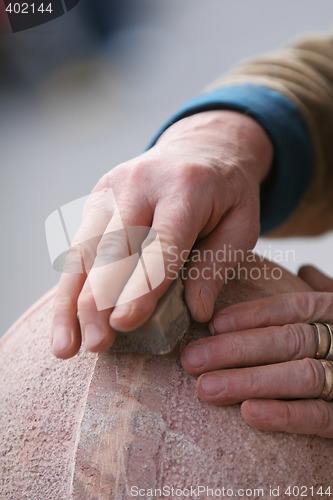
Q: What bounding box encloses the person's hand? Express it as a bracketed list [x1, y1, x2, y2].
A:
[181, 265, 333, 438]
[51, 110, 272, 359]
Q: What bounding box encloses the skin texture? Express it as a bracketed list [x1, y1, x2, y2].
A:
[51, 110, 273, 359]
[181, 265, 333, 438]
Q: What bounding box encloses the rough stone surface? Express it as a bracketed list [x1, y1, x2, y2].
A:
[0, 290, 97, 500]
[1, 258, 333, 500]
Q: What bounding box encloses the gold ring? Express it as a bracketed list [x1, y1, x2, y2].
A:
[319, 360, 333, 401]
[311, 323, 333, 360]
[324, 323, 333, 360]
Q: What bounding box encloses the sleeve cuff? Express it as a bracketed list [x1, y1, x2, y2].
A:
[148, 84, 314, 234]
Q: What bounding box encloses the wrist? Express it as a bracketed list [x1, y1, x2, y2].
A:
[157, 110, 273, 184]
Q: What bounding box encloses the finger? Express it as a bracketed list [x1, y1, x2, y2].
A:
[109, 198, 198, 331]
[109, 227, 168, 331]
[51, 190, 113, 357]
[241, 399, 333, 438]
[184, 203, 260, 323]
[299, 265, 333, 292]
[196, 358, 326, 405]
[51, 273, 84, 359]
[211, 292, 333, 334]
[181, 323, 317, 375]
[78, 197, 152, 349]
[77, 279, 117, 352]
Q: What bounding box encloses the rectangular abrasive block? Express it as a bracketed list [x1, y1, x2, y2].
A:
[110, 278, 191, 355]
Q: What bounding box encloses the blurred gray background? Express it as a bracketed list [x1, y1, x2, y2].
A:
[1, 0, 333, 336]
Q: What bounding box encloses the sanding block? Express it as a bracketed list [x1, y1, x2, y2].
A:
[110, 277, 191, 355]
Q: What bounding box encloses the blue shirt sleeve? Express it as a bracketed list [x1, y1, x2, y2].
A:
[148, 84, 314, 234]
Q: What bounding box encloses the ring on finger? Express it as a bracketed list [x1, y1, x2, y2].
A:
[318, 359, 333, 401]
[311, 323, 333, 360]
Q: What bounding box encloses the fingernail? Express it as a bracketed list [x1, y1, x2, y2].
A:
[200, 374, 226, 396]
[83, 323, 106, 350]
[200, 286, 215, 319]
[111, 304, 131, 321]
[213, 313, 235, 333]
[52, 326, 72, 353]
[246, 401, 268, 419]
[208, 322, 216, 335]
[184, 344, 209, 368]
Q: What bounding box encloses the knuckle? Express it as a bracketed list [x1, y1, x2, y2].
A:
[84, 190, 113, 218]
[283, 401, 294, 428]
[290, 292, 333, 323]
[302, 293, 318, 320]
[65, 242, 97, 274]
[154, 223, 181, 251]
[113, 157, 153, 189]
[127, 160, 150, 184]
[77, 289, 96, 311]
[244, 369, 256, 393]
[224, 335, 247, 365]
[78, 241, 96, 271]
[315, 292, 333, 318]
[53, 292, 77, 314]
[94, 173, 110, 191]
[284, 323, 309, 359]
[292, 293, 317, 321]
[96, 235, 112, 257]
[62, 245, 85, 273]
[286, 293, 303, 316]
[96, 231, 127, 263]
[316, 400, 332, 432]
[174, 162, 209, 189]
[302, 358, 325, 394]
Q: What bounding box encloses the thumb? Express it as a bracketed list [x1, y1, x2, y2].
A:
[298, 265, 333, 292]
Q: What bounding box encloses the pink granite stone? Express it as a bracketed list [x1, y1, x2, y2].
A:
[1, 258, 332, 500]
[0, 290, 98, 499]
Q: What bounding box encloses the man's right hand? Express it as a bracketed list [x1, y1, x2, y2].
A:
[51, 110, 273, 358]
